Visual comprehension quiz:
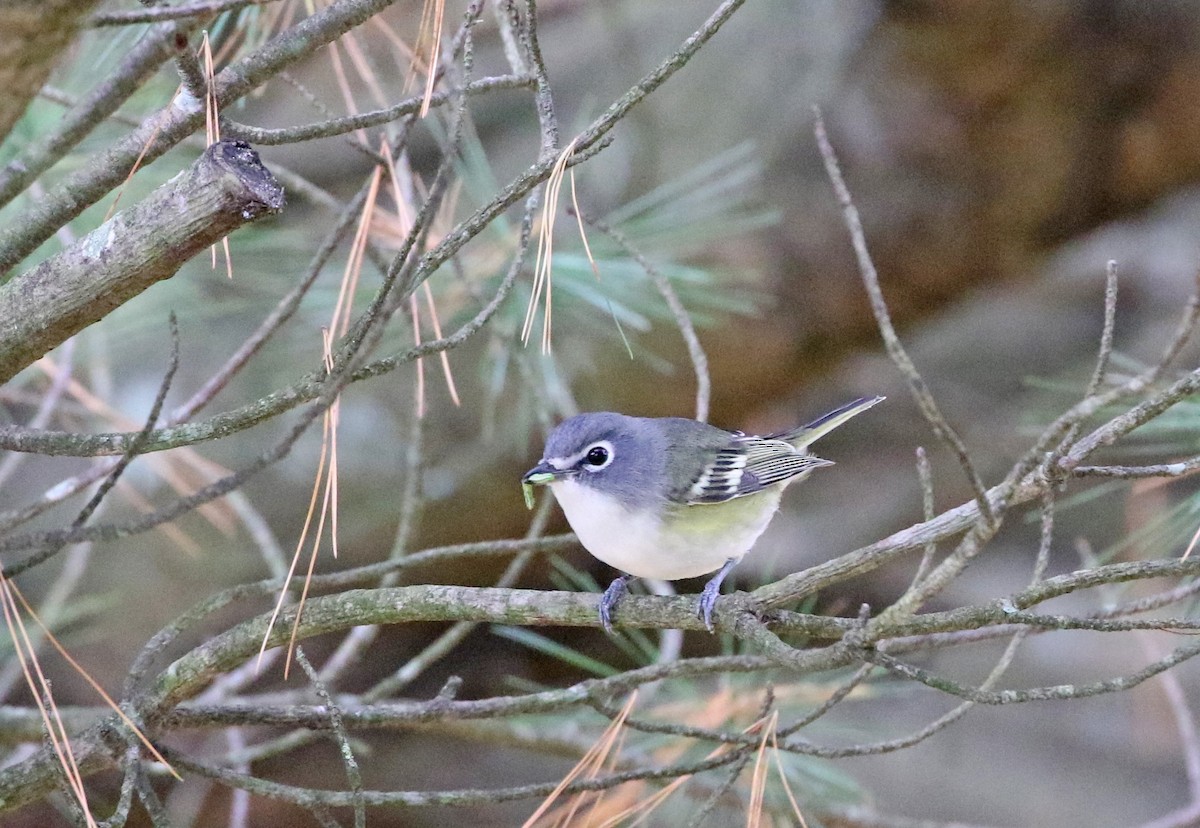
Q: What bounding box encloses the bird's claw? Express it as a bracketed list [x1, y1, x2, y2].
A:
[696, 557, 738, 633]
[599, 574, 631, 634]
[697, 580, 721, 632]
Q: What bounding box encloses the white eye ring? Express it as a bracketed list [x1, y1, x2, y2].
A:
[580, 440, 614, 472]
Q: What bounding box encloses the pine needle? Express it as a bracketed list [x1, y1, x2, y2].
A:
[198, 31, 234, 279]
[339, 26, 390, 111]
[258, 329, 342, 677]
[103, 89, 176, 223]
[771, 726, 809, 828]
[328, 39, 370, 148]
[0, 574, 95, 826]
[596, 692, 771, 827]
[568, 165, 632, 358]
[201, 31, 219, 146]
[746, 710, 776, 828]
[416, 0, 445, 117]
[422, 280, 461, 406]
[331, 160, 381, 337]
[1182, 521, 1200, 561]
[524, 690, 637, 827]
[522, 137, 579, 353]
[371, 14, 420, 89]
[6, 576, 179, 780]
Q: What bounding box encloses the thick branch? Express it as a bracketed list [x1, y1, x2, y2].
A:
[0, 140, 283, 385]
[0, 0, 396, 277]
[0, 19, 195, 210]
[0, 1, 100, 143]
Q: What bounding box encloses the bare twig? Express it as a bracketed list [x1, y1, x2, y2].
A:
[295, 648, 365, 828]
[813, 107, 994, 525]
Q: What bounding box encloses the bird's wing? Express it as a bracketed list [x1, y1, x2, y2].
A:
[682, 435, 832, 504]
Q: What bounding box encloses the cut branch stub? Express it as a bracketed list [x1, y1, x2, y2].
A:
[0, 139, 285, 385]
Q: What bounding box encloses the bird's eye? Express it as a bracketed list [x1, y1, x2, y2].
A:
[582, 444, 611, 470]
[585, 446, 609, 465]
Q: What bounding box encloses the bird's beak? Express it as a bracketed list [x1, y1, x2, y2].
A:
[521, 461, 569, 486]
[521, 461, 572, 510]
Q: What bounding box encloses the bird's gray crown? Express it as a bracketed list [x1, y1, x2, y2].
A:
[543, 412, 634, 460]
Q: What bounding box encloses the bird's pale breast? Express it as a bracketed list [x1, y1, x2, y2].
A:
[549, 478, 785, 580]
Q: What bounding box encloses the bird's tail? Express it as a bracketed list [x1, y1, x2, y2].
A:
[773, 395, 885, 448]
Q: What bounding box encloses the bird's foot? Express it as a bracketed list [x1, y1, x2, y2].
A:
[599, 574, 632, 634]
[696, 557, 739, 632]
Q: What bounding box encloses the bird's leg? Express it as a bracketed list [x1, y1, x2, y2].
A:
[599, 573, 632, 634]
[698, 557, 738, 632]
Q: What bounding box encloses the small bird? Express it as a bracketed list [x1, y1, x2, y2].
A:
[522, 395, 883, 632]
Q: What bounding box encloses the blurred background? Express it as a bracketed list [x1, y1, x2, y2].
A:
[9, 0, 1200, 824]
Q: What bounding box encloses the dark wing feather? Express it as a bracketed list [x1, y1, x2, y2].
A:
[684, 435, 832, 504]
[664, 397, 880, 506]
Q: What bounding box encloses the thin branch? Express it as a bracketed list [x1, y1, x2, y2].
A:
[910, 446, 937, 585]
[71, 315, 180, 533]
[866, 641, 1200, 705]
[295, 648, 364, 828]
[223, 74, 534, 144]
[158, 743, 748, 809]
[90, 0, 285, 26]
[1086, 260, 1120, 396]
[1150, 266, 1200, 381]
[813, 107, 994, 526]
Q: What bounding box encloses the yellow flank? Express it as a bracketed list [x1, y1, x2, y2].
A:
[666, 486, 786, 549]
